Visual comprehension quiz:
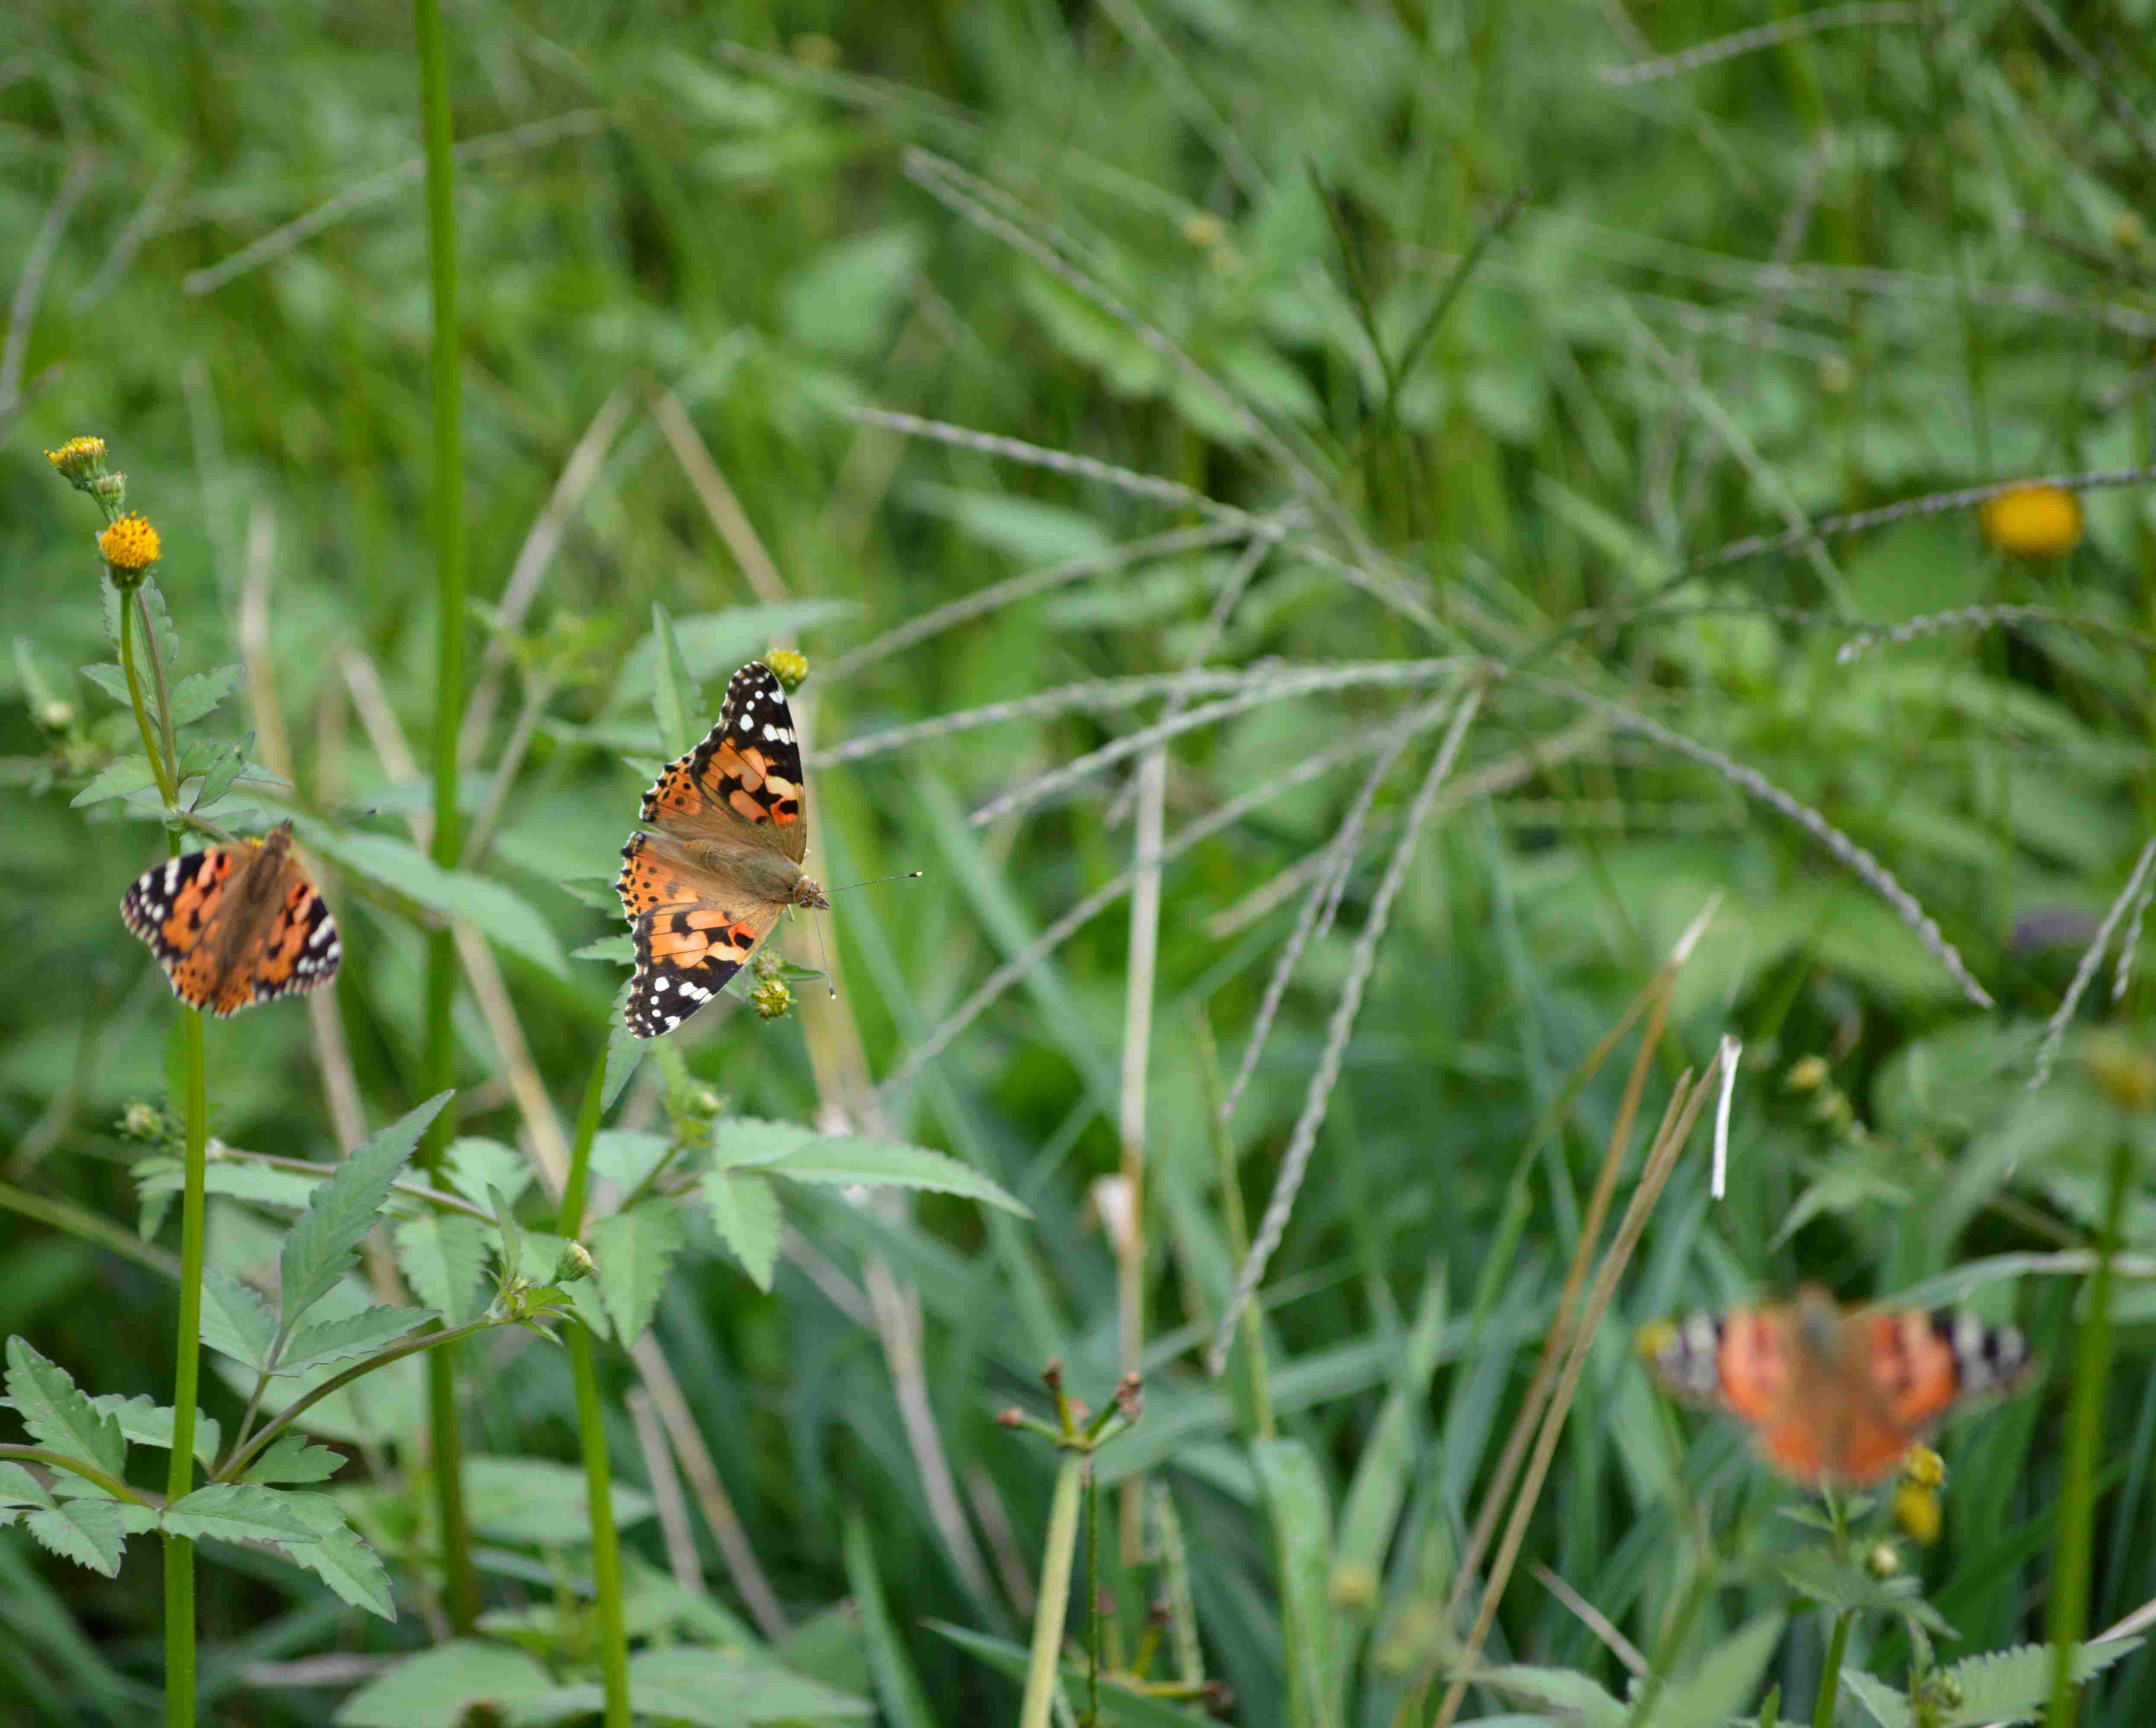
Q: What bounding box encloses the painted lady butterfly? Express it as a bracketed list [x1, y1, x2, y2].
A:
[120, 821, 341, 1016]
[1646, 1285, 2035, 1485]
[616, 662, 827, 1038]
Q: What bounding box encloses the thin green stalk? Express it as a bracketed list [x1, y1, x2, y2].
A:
[2045, 1134, 2134, 1728]
[561, 1045, 627, 1726]
[1622, 1565, 1715, 1728]
[0, 1178, 181, 1279]
[411, 0, 476, 1633]
[1813, 1609, 1854, 1728]
[1190, 1010, 1272, 1437]
[0, 1447, 155, 1507]
[115, 591, 175, 808]
[134, 590, 181, 800]
[1084, 1463, 1100, 1728]
[1019, 1454, 1088, 1728]
[215, 1315, 508, 1484]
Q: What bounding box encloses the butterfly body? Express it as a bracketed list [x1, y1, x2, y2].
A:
[1647, 1285, 2034, 1485]
[120, 822, 341, 1016]
[617, 663, 823, 1038]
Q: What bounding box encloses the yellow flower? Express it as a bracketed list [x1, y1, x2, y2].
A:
[45, 436, 107, 487]
[1892, 1481, 1943, 1545]
[763, 648, 810, 691]
[750, 975, 794, 1021]
[1900, 1443, 1946, 1490]
[1980, 484, 2082, 557]
[97, 511, 162, 582]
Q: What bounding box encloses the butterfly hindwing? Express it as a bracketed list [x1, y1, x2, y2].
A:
[119, 826, 340, 1016]
[617, 830, 786, 1037]
[639, 662, 807, 862]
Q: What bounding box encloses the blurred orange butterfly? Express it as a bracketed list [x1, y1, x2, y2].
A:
[1645, 1285, 2035, 1485]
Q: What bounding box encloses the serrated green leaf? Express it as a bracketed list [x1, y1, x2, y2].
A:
[336, 1642, 556, 1726]
[293, 824, 567, 976]
[591, 1130, 671, 1194]
[490, 1185, 525, 1288]
[393, 1213, 491, 1326]
[1840, 1667, 1912, 1728]
[198, 1267, 280, 1373]
[517, 1647, 874, 1726]
[1462, 1663, 1626, 1725]
[3, 1339, 125, 1480]
[556, 876, 620, 912]
[78, 663, 130, 705]
[280, 1306, 436, 1375]
[85, 1394, 220, 1471]
[166, 664, 242, 727]
[69, 754, 158, 808]
[607, 601, 850, 716]
[279, 1093, 450, 1336]
[594, 1200, 688, 1344]
[703, 1168, 781, 1292]
[163, 1481, 321, 1547]
[442, 1137, 534, 1210]
[602, 981, 643, 1110]
[718, 1120, 1030, 1215]
[1650, 1612, 1785, 1726]
[102, 575, 179, 675]
[25, 1501, 127, 1578]
[242, 1433, 345, 1486]
[188, 729, 254, 813]
[1929, 1637, 2143, 1726]
[572, 934, 633, 963]
[272, 1493, 395, 1620]
[0, 1463, 54, 1509]
[650, 601, 697, 756]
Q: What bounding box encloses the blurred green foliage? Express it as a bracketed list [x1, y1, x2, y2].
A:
[6, 0, 2156, 1722]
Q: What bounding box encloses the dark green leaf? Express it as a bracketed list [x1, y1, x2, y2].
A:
[293, 824, 567, 976]
[279, 1093, 450, 1335]
[280, 1305, 437, 1375]
[593, 1199, 688, 1344]
[703, 1168, 781, 1292]
[85, 1394, 220, 1472]
[393, 1213, 491, 1326]
[69, 754, 158, 809]
[25, 1501, 127, 1578]
[242, 1434, 346, 1486]
[3, 1339, 125, 1479]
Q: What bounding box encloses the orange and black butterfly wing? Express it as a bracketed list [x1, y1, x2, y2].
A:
[639, 662, 808, 864]
[212, 854, 340, 1016]
[618, 832, 782, 1038]
[122, 847, 242, 1012]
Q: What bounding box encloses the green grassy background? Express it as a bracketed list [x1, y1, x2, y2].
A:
[5, 1, 2156, 1722]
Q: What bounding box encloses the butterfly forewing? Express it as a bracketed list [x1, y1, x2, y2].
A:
[120, 827, 340, 1016]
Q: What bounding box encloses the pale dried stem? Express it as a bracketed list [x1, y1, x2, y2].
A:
[184, 109, 607, 296]
[1835, 603, 2156, 666]
[650, 385, 792, 605]
[236, 508, 396, 1302]
[1527, 673, 1993, 1007]
[1116, 739, 1166, 1561]
[626, 1386, 702, 1591]
[340, 648, 572, 1193]
[824, 520, 1257, 684]
[1431, 1051, 1725, 1728]
[875, 715, 1442, 1104]
[459, 384, 636, 763]
[1207, 685, 1486, 1375]
[1595, 3, 1918, 87]
[1529, 1561, 1649, 1678]
[629, 1333, 791, 1640]
[968, 658, 1476, 828]
[2030, 835, 2156, 1093]
[965, 1464, 1039, 1617]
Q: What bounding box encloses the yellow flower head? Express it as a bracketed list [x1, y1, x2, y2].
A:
[1900, 1443, 1946, 1490]
[97, 512, 162, 581]
[1980, 484, 2082, 557]
[1892, 1480, 1943, 1545]
[751, 975, 794, 1021]
[763, 648, 810, 691]
[45, 436, 107, 486]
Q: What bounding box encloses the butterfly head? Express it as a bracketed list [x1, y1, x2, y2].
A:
[1794, 1284, 1841, 1361]
[255, 820, 297, 862]
[795, 874, 831, 912]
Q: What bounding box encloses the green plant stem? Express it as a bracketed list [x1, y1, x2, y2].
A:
[215, 1315, 508, 1484]
[1190, 1009, 1272, 1438]
[163, 1005, 207, 1728]
[1019, 1452, 1088, 1728]
[2045, 1134, 2134, 1728]
[134, 590, 181, 798]
[0, 1446, 156, 1507]
[1813, 1609, 1854, 1728]
[0, 1178, 181, 1279]
[115, 590, 176, 807]
[411, 0, 476, 1634]
[560, 1045, 628, 1726]
[1623, 1564, 1715, 1728]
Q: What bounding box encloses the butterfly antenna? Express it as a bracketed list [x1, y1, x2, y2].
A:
[829, 870, 926, 893]
[811, 909, 838, 999]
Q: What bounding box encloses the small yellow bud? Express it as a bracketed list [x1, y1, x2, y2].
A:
[1329, 1560, 1379, 1611]
[2113, 210, 2147, 252]
[45, 436, 107, 486]
[88, 472, 127, 507]
[2083, 1032, 2156, 1110]
[1981, 485, 2082, 558]
[118, 1101, 166, 1140]
[1893, 1482, 1943, 1545]
[763, 648, 809, 690]
[1901, 1444, 1946, 1490]
[97, 512, 162, 584]
[751, 975, 794, 1020]
[1864, 1541, 1902, 1578]
[1180, 211, 1227, 250]
[551, 1241, 596, 1285]
[752, 947, 785, 982]
[1784, 1055, 1830, 1092]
